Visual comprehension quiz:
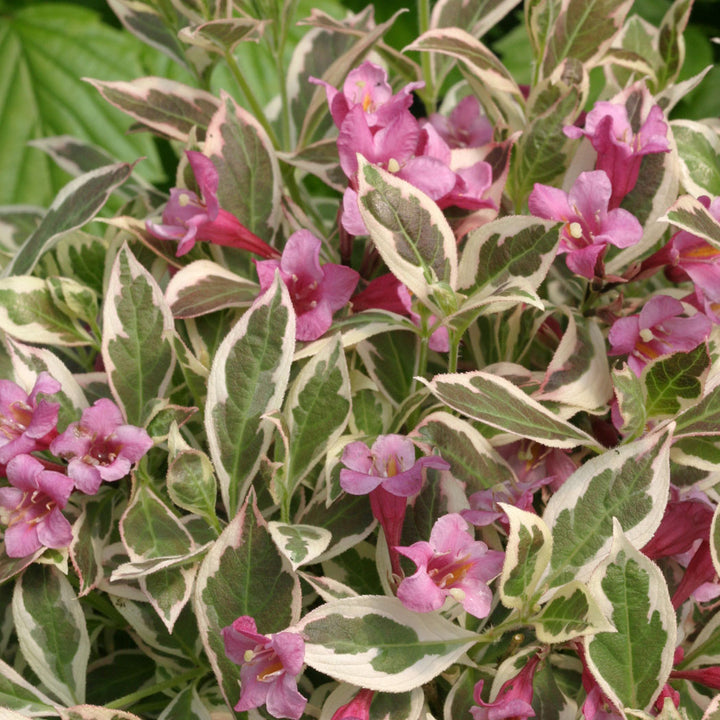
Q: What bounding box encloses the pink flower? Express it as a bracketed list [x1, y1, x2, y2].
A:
[146, 151, 279, 259]
[564, 97, 669, 209]
[340, 434, 450, 576]
[0, 372, 60, 466]
[608, 294, 711, 376]
[396, 513, 504, 618]
[255, 230, 359, 342]
[472, 653, 542, 720]
[50, 399, 153, 495]
[310, 60, 423, 131]
[222, 616, 306, 720]
[423, 95, 493, 149]
[330, 688, 374, 720]
[351, 273, 449, 351]
[528, 170, 643, 279]
[0, 454, 73, 557]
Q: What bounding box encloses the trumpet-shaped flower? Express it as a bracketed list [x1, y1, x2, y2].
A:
[340, 434, 450, 576]
[564, 97, 669, 208]
[0, 454, 73, 557]
[528, 170, 643, 279]
[396, 513, 504, 618]
[223, 616, 306, 720]
[423, 95, 493, 149]
[0, 372, 60, 466]
[50, 398, 153, 495]
[329, 689, 375, 720]
[146, 151, 279, 259]
[255, 230, 359, 342]
[472, 653, 542, 720]
[608, 294, 712, 376]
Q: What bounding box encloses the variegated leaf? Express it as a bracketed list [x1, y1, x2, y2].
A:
[711, 503, 720, 580]
[612, 364, 647, 439]
[140, 564, 199, 634]
[296, 596, 477, 692]
[60, 706, 144, 720]
[536, 314, 612, 412]
[284, 334, 351, 490]
[206, 272, 295, 516]
[167, 438, 219, 525]
[671, 120, 720, 197]
[584, 520, 676, 712]
[204, 91, 281, 240]
[542, 428, 672, 588]
[165, 259, 259, 318]
[457, 216, 559, 294]
[179, 17, 267, 54]
[421, 371, 601, 449]
[414, 411, 516, 494]
[656, 0, 694, 88]
[86, 77, 220, 142]
[531, 580, 614, 643]
[102, 243, 175, 426]
[12, 564, 90, 706]
[357, 158, 458, 314]
[499, 504, 553, 610]
[157, 684, 213, 720]
[3, 162, 134, 277]
[0, 276, 94, 346]
[268, 522, 332, 571]
[662, 194, 720, 250]
[0, 657, 57, 717]
[541, 0, 634, 77]
[194, 492, 300, 710]
[674, 382, 720, 439]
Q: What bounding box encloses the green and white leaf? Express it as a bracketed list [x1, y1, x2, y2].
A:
[205, 271, 295, 515]
[670, 120, 720, 198]
[415, 411, 516, 494]
[661, 194, 720, 248]
[12, 564, 90, 706]
[194, 492, 300, 710]
[584, 520, 676, 713]
[499, 504, 553, 610]
[710, 502, 720, 580]
[268, 522, 333, 571]
[357, 158, 458, 315]
[165, 260, 259, 318]
[204, 91, 281, 240]
[296, 596, 477, 691]
[531, 580, 614, 643]
[542, 428, 672, 588]
[0, 657, 57, 717]
[284, 334, 351, 490]
[421, 371, 601, 449]
[612, 363, 648, 439]
[102, 242, 175, 426]
[179, 17, 268, 54]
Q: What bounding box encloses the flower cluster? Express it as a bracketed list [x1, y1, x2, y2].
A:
[0, 376, 152, 557]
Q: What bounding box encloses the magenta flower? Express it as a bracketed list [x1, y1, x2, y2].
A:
[340, 434, 450, 577]
[222, 616, 306, 720]
[50, 398, 153, 495]
[330, 688, 374, 720]
[608, 294, 712, 376]
[0, 454, 73, 557]
[528, 170, 643, 279]
[472, 652, 542, 720]
[310, 60, 423, 131]
[396, 513, 504, 618]
[146, 151, 279, 259]
[423, 95, 493, 149]
[0, 372, 60, 467]
[255, 230, 359, 342]
[351, 273, 449, 351]
[564, 97, 669, 208]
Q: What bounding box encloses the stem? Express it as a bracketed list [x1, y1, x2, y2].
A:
[447, 328, 461, 373]
[416, 0, 435, 110]
[105, 668, 207, 710]
[224, 50, 281, 150]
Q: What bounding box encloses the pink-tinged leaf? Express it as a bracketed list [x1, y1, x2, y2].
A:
[357, 158, 458, 315]
[277, 139, 347, 193]
[194, 492, 300, 712]
[107, 0, 188, 68]
[3, 162, 134, 277]
[205, 271, 295, 516]
[165, 260, 259, 318]
[179, 17, 268, 54]
[660, 194, 720, 249]
[421, 371, 601, 449]
[204, 91, 281, 241]
[102, 242, 176, 426]
[541, 0, 634, 77]
[86, 77, 220, 142]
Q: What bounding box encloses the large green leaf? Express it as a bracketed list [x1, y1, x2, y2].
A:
[0, 3, 162, 206]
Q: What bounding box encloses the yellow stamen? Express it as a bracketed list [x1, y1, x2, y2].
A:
[388, 158, 401, 173]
